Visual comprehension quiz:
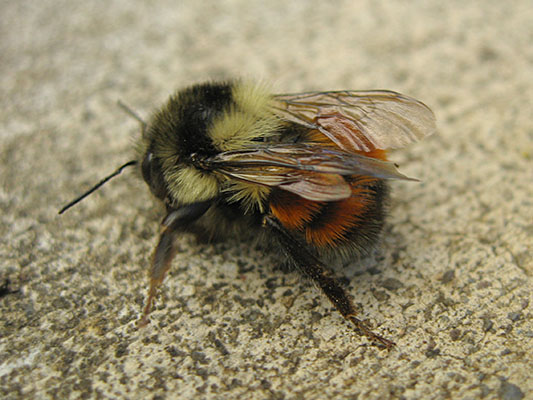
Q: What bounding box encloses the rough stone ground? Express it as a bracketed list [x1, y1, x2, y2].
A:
[1, 1, 532, 399]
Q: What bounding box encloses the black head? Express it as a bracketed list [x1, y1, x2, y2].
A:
[139, 81, 234, 205]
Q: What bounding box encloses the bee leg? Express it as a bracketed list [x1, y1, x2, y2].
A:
[264, 215, 395, 349]
[138, 201, 211, 327]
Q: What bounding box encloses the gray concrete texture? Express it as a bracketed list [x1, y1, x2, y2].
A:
[1, 1, 532, 399]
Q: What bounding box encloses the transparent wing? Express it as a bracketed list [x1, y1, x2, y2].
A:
[272, 90, 436, 152]
[206, 144, 415, 202]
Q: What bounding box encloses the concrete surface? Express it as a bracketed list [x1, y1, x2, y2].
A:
[1, 1, 532, 399]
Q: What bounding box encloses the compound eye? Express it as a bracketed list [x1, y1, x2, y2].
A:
[141, 151, 167, 200]
[141, 151, 154, 184]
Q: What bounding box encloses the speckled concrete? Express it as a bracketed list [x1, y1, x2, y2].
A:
[1, 1, 532, 399]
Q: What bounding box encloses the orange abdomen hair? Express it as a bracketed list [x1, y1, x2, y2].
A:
[269, 175, 388, 251]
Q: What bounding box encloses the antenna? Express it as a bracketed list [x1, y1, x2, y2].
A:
[117, 100, 147, 136]
[59, 101, 146, 215]
[58, 160, 137, 214]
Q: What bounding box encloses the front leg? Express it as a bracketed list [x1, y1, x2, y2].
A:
[139, 201, 212, 326]
[264, 215, 395, 349]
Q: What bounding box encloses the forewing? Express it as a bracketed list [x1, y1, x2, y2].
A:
[206, 144, 415, 202]
[272, 90, 436, 152]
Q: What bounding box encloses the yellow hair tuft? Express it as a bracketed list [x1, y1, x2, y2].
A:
[165, 166, 219, 204]
[223, 180, 271, 214]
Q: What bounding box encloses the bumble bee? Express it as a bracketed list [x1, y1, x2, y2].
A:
[60, 80, 436, 348]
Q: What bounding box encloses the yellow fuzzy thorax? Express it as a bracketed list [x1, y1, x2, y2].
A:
[209, 81, 282, 151]
[209, 82, 281, 211]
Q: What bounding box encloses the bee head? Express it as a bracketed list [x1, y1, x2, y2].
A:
[139, 82, 235, 206]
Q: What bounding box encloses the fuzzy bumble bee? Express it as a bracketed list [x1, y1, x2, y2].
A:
[60, 80, 436, 348]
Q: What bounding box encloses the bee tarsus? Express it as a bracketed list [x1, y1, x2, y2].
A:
[264, 215, 395, 348]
